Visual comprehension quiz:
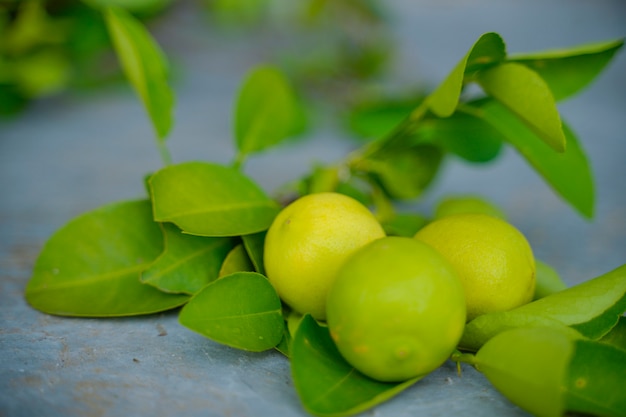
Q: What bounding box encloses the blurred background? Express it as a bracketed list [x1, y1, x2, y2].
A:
[1, 1, 625, 415]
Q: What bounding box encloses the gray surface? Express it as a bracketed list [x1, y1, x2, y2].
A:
[1, 1, 625, 416]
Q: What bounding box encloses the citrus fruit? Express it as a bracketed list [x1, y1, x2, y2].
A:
[263, 192, 385, 320]
[326, 236, 466, 382]
[414, 213, 535, 321]
[434, 194, 506, 220]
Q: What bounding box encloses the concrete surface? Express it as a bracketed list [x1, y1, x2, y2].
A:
[1, 1, 625, 416]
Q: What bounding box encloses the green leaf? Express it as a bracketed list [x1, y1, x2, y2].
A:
[474, 326, 577, 417]
[141, 222, 237, 294]
[476, 62, 565, 152]
[25, 200, 189, 317]
[510, 38, 624, 101]
[104, 6, 174, 140]
[291, 315, 422, 417]
[380, 212, 428, 237]
[414, 110, 504, 163]
[178, 272, 284, 352]
[149, 161, 281, 236]
[218, 243, 255, 278]
[345, 97, 423, 140]
[358, 144, 443, 200]
[460, 264, 626, 351]
[242, 231, 267, 275]
[599, 316, 626, 352]
[476, 99, 594, 218]
[235, 65, 302, 159]
[565, 338, 626, 417]
[428, 32, 506, 117]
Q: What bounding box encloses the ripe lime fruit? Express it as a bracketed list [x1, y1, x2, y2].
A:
[264, 192, 385, 320]
[414, 213, 535, 321]
[326, 236, 466, 382]
[434, 194, 506, 220]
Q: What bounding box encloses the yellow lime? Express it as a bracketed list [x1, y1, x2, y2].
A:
[415, 213, 535, 321]
[264, 192, 385, 320]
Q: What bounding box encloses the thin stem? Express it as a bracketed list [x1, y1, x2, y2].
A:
[157, 141, 173, 166]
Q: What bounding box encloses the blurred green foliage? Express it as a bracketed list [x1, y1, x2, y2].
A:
[0, 0, 395, 118]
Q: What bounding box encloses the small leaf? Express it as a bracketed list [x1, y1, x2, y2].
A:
[218, 243, 254, 278]
[380, 212, 429, 237]
[25, 199, 189, 317]
[291, 315, 422, 417]
[178, 272, 284, 352]
[104, 6, 174, 140]
[346, 96, 423, 140]
[476, 62, 566, 152]
[149, 161, 280, 236]
[428, 32, 506, 117]
[242, 231, 266, 275]
[414, 110, 504, 163]
[141, 222, 237, 294]
[460, 264, 626, 351]
[565, 338, 626, 417]
[359, 144, 443, 200]
[476, 99, 594, 218]
[599, 316, 626, 352]
[235, 65, 303, 158]
[510, 38, 624, 101]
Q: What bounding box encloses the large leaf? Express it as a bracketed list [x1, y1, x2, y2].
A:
[291, 315, 422, 417]
[141, 222, 237, 294]
[234, 65, 302, 159]
[428, 32, 506, 117]
[476, 62, 565, 152]
[460, 264, 626, 351]
[510, 38, 624, 101]
[149, 161, 280, 236]
[25, 199, 189, 317]
[104, 6, 174, 140]
[178, 272, 284, 352]
[476, 99, 594, 218]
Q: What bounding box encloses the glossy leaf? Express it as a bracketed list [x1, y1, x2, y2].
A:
[460, 263, 626, 351]
[599, 316, 626, 352]
[149, 161, 280, 236]
[218, 243, 254, 278]
[414, 110, 504, 163]
[242, 231, 266, 275]
[477, 62, 565, 152]
[346, 97, 422, 140]
[358, 144, 443, 200]
[291, 315, 422, 417]
[475, 327, 577, 417]
[428, 32, 506, 117]
[141, 222, 236, 294]
[510, 38, 624, 101]
[104, 6, 173, 140]
[476, 99, 594, 218]
[565, 338, 626, 417]
[235, 65, 302, 158]
[25, 199, 189, 317]
[178, 272, 284, 352]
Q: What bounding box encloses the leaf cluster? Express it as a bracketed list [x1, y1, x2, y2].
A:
[23, 9, 626, 417]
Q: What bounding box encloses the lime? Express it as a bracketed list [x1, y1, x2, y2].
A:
[326, 236, 466, 382]
[415, 213, 535, 321]
[264, 192, 385, 320]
